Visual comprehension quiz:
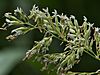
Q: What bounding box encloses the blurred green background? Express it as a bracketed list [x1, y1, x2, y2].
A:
[0, 0, 100, 75]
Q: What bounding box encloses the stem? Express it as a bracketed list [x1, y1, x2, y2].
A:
[26, 22, 34, 27]
[84, 49, 100, 61]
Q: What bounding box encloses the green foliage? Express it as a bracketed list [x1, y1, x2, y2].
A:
[1, 5, 100, 75]
[0, 48, 25, 75]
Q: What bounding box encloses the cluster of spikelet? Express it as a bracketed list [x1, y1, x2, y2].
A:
[1, 5, 100, 75]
